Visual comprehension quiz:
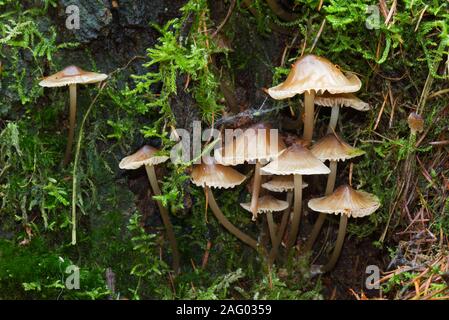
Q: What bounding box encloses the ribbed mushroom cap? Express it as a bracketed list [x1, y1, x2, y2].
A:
[39, 65, 108, 87]
[261, 143, 330, 175]
[308, 185, 380, 218]
[119, 145, 169, 170]
[190, 157, 246, 189]
[310, 133, 365, 162]
[262, 175, 308, 192]
[314, 92, 370, 111]
[266, 55, 362, 100]
[240, 195, 289, 214]
[407, 112, 424, 135]
[215, 123, 286, 165]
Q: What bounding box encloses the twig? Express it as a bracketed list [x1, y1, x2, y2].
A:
[212, 0, 236, 37]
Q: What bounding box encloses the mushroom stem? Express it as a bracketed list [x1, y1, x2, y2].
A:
[268, 191, 292, 265]
[322, 214, 348, 273]
[305, 161, 337, 251]
[64, 84, 77, 166]
[266, 212, 277, 246]
[327, 105, 340, 134]
[206, 187, 258, 250]
[249, 161, 262, 220]
[286, 174, 302, 255]
[303, 91, 315, 142]
[145, 165, 180, 274]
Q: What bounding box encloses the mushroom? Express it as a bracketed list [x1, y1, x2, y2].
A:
[308, 185, 380, 272]
[314, 92, 370, 133]
[407, 112, 424, 135]
[191, 156, 258, 250]
[305, 133, 365, 251]
[266, 55, 361, 142]
[216, 123, 286, 220]
[262, 175, 308, 193]
[261, 142, 330, 256]
[39, 66, 108, 165]
[119, 145, 180, 273]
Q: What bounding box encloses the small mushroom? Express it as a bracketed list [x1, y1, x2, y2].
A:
[305, 133, 365, 251]
[407, 112, 424, 135]
[266, 54, 361, 142]
[308, 185, 380, 272]
[39, 66, 107, 165]
[119, 145, 180, 273]
[262, 175, 308, 193]
[191, 157, 258, 250]
[314, 92, 370, 133]
[261, 143, 330, 256]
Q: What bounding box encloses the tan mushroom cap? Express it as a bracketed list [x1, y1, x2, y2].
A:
[215, 123, 286, 166]
[240, 195, 289, 214]
[119, 145, 169, 170]
[314, 92, 370, 111]
[262, 175, 308, 192]
[261, 143, 330, 176]
[407, 112, 424, 135]
[267, 54, 362, 100]
[308, 185, 380, 218]
[39, 65, 108, 87]
[190, 157, 246, 189]
[310, 133, 365, 162]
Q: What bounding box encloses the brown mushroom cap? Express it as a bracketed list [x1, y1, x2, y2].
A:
[39, 65, 108, 87]
[407, 112, 424, 134]
[308, 185, 380, 218]
[119, 145, 169, 170]
[215, 123, 286, 166]
[266, 54, 362, 100]
[262, 175, 308, 192]
[190, 157, 246, 189]
[240, 195, 289, 214]
[310, 133, 365, 162]
[314, 92, 370, 111]
[261, 143, 330, 175]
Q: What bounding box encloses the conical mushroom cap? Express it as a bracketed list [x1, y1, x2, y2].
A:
[215, 123, 286, 165]
[310, 133, 365, 162]
[262, 175, 308, 192]
[308, 185, 380, 218]
[191, 157, 246, 189]
[240, 195, 289, 214]
[39, 65, 108, 87]
[314, 92, 370, 111]
[407, 112, 424, 135]
[119, 145, 169, 170]
[261, 143, 330, 175]
[267, 55, 361, 100]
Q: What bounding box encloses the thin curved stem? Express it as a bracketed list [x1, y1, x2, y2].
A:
[146, 165, 180, 274]
[322, 214, 347, 272]
[64, 84, 77, 166]
[286, 175, 302, 256]
[249, 160, 262, 220]
[327, 105, 340, 134]
[303, 91, 315, 142]
[206, 187, 258, 250]
[268, 191, 292, 265]
[266, 212, 277, 246]
[305, 161, 337, 252]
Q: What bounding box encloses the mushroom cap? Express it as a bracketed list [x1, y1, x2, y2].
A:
[119, 145, 169, 170]
[262, 175, 308, 192]
[314, 92, 370, 111]
[215, 123, 286, 165]
[308, 185, 380, 218]
[261, 143, 330, 175]
[266, 54, 362, 100]
[407, 112, 424, 135]
[191, 157, 246, 189]
[39, 65, 108, 87]
[310, 133, 365, 162]
[240, 195, 289, 214]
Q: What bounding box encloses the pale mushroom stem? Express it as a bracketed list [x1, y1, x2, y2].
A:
[327, 105, 340, 134]
[286, 174, 302, 255]
[322, 214, 347, 272]
[268, 191, 292, 265]
[145, 165, 180, 274]
[305, 160, 337, 251]
[303, 91, 315, 142]
[64, 84, 77, 165]
[266, 212, 277, 246]
[206, 187, 258, 250]
[249, 161, 262, 220]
